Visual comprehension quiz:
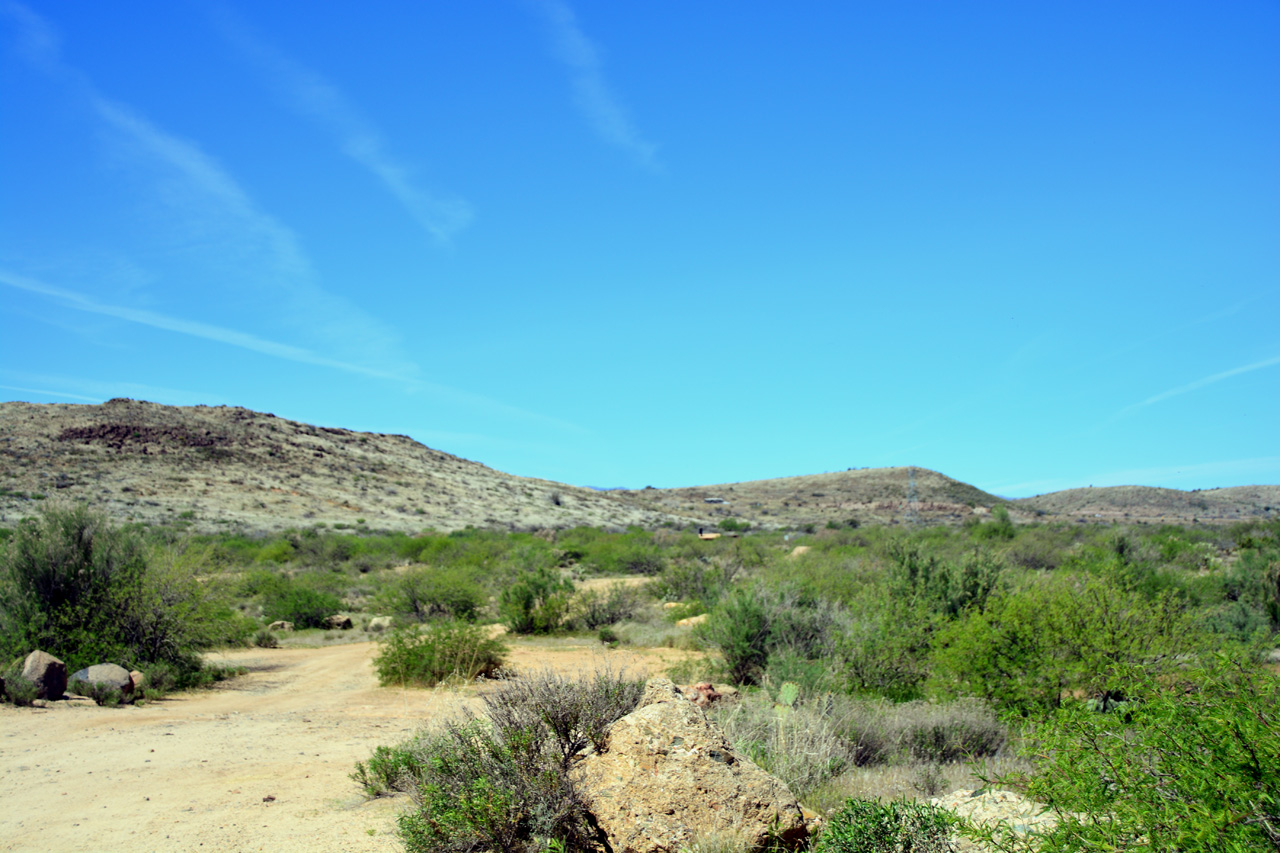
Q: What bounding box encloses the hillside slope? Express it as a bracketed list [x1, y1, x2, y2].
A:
[1015, 485, 1280, 524]
[614, 467, 1007, 529]
[2, 400, 1273, 532]
[0, 399, 697, 533]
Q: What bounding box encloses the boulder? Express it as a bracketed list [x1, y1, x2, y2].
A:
[129, 670, 145, 692]
[21, 650, 67, 700]
[325, 614, 353, 630]
[571, 677, 807, 853]
[267, 620, 294, 631]
[70, 663, 134, 702]
[675, 613, 708, 628]
[366, 616, 394, 632]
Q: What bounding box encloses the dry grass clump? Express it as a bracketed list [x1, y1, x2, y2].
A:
[708, 691, 1007, 809]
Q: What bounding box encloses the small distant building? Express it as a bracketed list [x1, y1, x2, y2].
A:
[704, 497, 727, 504]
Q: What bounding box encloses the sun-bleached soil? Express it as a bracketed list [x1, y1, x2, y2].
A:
[1, 640, 691, 853]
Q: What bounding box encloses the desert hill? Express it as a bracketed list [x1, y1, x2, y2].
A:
[613, 467, 1006, 529]
[0, 399, 696, 533]
[1, 400, 1274, 532]
[1014, 485, 1280, 524]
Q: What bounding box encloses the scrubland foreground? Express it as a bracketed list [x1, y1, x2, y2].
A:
[2, 505, 1278, 851]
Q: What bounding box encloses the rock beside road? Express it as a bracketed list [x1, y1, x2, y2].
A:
[572, 677, 807, 853]
[70, 663, 135, 703]
[21, 650, 67, 700]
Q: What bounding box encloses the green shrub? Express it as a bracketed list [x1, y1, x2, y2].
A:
[253, 628, 279, 648]
[261, 583, 343, 630]
[68, 678, 125, 707]
[571, 582, 640, 629]
[359, 668, 643, 853]
[701, 587, 771, 685]
[483, 667, 644, 766]
[0, 505, 239, 678]
[372, 622, 507, 687]
[396, 720, 591, 853]
[352, 742, 430, 798]
[377, 566, 485, 623]
[500, 567, 574, 634]
[931, 574, 1195, 714]
[814, 798, 957, 853]
[997, 654, 1280, 852]
[2, 673, 37, 706]
[838, 598, 936, 701]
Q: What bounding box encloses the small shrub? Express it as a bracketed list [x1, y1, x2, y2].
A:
[702, 587, 771, 685]
[253, 628, 279, 649]
[362, 667, 642, 853]
[396, 720, 591, 853]
[483, 668, 644, 765]
[352, 743, 429, 798]
[372, 622, 507, 688]
[2, 673, 38, 706]
[68, 679, 125, 707]
[814, 798, 957, 853]
[500, 567, 574, 634]
[571, 582, 640, 629]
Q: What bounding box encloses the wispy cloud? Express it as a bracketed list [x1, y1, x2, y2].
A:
[530, 0, 660, 171]
[209, 8, 473, 243]
[90, 97, 313, 285]
[0, 372, 231, 407]
[0, 270, 409, 380]
[1133, 355, 1280, 409]
[0, 384, 101, 403]
[2, 2, 415, 376]
[2, 270, 589, 434]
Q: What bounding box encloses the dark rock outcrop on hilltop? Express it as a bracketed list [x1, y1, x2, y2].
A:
[0, 399, 699, 534]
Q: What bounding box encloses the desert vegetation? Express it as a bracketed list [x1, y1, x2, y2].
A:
[3, 502, 1278, 849]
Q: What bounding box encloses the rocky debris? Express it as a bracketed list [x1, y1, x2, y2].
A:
[70, 664, 135, 702]
[675, 613, 708, 628]
[21, 650, 67, 700]
[677, 682, 725, 707]
[325, 614, 354, 630]
[572, 677, 807, 853]
[267, 620, 295, 631]
[931, 789, 1061, 852]
[366, 616, 393, 632]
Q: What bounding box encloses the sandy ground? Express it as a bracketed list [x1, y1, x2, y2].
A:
[1, 639, 690, 853]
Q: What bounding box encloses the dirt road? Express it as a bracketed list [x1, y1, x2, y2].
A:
[1, 640, 685, 853]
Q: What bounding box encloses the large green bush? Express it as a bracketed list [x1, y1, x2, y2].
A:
[0, 505, 241, 676]
[994, 654, 1279, 852]
[930, 574, 1195, 714]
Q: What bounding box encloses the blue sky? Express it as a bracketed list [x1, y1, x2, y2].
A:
[2, 2, 1277, 497]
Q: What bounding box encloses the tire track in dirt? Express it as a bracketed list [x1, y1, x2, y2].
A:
[1, 640, 685, 853]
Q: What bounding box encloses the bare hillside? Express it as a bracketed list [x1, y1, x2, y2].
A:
[614, 467, 1008, 529]
[1015, 485, 1280, 524]
[3, 400, 1273, 532]
[0, 399, 698, 533]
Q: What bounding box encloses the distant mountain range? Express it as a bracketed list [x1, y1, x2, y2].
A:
[1, 400, 1275, 533]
